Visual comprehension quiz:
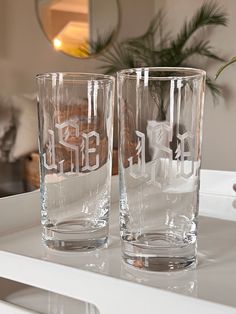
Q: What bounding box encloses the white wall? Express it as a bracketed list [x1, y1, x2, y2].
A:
[155, 0, 236, 171]
[0, 0, 155, 94]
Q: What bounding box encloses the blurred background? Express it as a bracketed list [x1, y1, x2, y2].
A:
[0, 0, 235, 196]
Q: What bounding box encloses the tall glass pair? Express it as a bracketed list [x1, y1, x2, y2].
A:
[37, 68, 205, 272]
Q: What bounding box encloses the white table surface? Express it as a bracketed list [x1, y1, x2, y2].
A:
[0, 169, 236, 314]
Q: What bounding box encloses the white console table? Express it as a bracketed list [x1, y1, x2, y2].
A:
[0, 170, 236, 314]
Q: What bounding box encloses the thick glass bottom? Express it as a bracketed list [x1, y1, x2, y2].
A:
[43, 219, 108, 251]
[121, 232, 197, 271]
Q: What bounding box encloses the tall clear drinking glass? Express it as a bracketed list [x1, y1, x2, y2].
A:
[37, 73, 114, 251]
[118, 67, 205, 271]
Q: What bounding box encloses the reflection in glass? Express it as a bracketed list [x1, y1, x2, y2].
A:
[6, 286, 100, 314]
[48, 291, 99, 314]
[121, 263, 198, 298]
[36, 0, 119, 58]
[44, 248, 109, 275]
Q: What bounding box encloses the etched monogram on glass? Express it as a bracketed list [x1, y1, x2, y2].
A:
[43, 126, 100, 174]
[37, 73, 114, 251]
[118, 68, 205, 271]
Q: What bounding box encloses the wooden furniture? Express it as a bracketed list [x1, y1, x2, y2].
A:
[23, 149, 119, 190]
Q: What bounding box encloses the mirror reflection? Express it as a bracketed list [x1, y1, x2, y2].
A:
[36, 0, 119, 58]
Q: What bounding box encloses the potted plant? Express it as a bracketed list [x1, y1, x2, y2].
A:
[100, 1, 227, 98]
[99, 1, 228, 173]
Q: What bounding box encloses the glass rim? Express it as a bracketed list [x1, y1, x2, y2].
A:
[117, 67, 206, 80]
[36, 72, 115, 85]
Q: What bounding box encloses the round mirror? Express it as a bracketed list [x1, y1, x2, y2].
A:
[35, 0, 120, 58]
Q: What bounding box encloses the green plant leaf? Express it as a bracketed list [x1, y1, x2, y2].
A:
[175, 40, 225, 66]
[89, 30, 115, 54]
[172, 1, 227, 52]
[99, 43, 138, 74]
[215, 56, 236, 79]
[206, 76, 222, 98]
[98, 1, 228, 99]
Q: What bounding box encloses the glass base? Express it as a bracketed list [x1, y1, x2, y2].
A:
[121, 232, 197, 271]
[43, 219, 108, 252]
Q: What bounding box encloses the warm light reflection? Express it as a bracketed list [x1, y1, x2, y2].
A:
[37, 0, 118, 58]
[53, 38, 62, 49]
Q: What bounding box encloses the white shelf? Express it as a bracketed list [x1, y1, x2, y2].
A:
[0, 171, 236, 313]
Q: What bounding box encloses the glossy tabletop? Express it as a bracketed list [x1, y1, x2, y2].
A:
[0, 170, 236, 314]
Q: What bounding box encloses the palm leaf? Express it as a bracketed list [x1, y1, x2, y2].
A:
[89, 30, 115, 54]
[99, 43, 137, 74]
[126, 10, 166, 47]
[215, 56, 236, 78]
[206, 76, 222, 98]
[172, 1, 227, 52]
[124, 41, 159, 66]
[176, 41, 225, 65]
[124, 10, 170, 65]
[98, 1, 227, 99]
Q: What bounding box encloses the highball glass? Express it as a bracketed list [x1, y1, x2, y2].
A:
[117, 67, 205, 271]
[37, 72, 114, 251]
